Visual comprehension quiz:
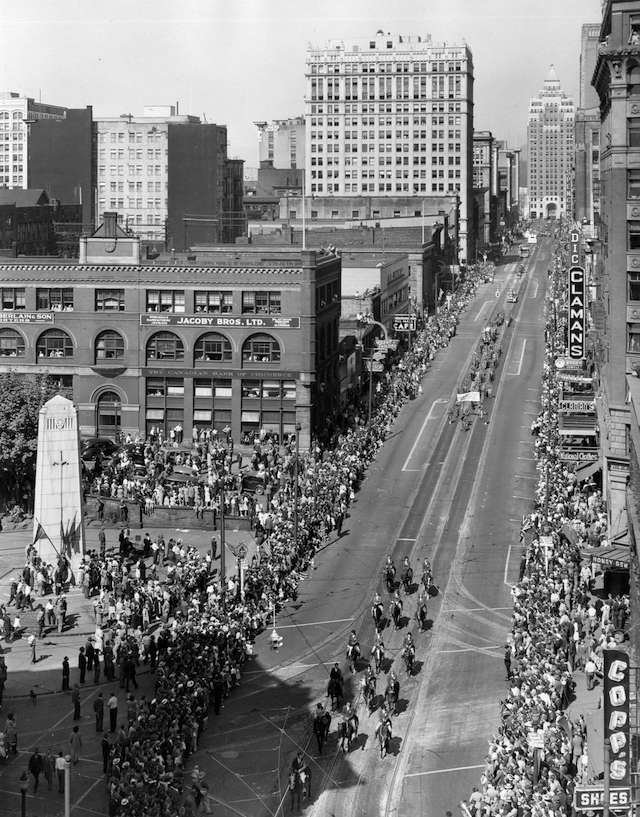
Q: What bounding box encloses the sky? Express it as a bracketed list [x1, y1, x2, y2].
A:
[0, 0, 604, 168]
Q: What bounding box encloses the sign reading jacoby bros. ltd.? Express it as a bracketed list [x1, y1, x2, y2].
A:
[603, 649, 630, 787]
[568, 265, 586, 360]
[140, 315, 300, 329]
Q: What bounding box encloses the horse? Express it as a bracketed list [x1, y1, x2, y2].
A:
[327, 676, 344, 711]
[377, 718, 392, 759]
[371, 642, 384, 674]
[288, 768, 310, 812]
[385, 678, 399, 715]
[401, 566, 413, 593]
[371, 602, 384, 630]
[339, 714, 359, 753]
[313, 711, 331, 754]
[346, 643, 360, 674]
[385, 564, 396, 593]
[402, 645, 415, 676]
[415, 598, 428, 631]
[362, 674, 377, 713]
[389, 599, 403, 630]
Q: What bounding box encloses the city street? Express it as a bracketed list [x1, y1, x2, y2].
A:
[176, 242, 551, 817]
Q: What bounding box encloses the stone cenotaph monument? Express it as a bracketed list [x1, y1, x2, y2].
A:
[32, 395, 85, 572]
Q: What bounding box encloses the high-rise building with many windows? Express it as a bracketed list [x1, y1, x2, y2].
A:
[0, 91, 68, 189]
[304, 31, 474, 261]
[526, 66, 575, 220]
[255, 117, 305, 169]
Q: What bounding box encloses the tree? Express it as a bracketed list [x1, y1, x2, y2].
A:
[0, 373, 57, 508]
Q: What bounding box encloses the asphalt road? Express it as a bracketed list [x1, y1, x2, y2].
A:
[188, 242, 552, 817]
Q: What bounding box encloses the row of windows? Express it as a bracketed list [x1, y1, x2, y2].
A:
[145, 377, 296, 401]
[308, 102, 463, 116]
[310, 182, 459, 193]
[0, 288, 283, 315]
[0, 329, 285, 365]
[308, 61, 463, 75]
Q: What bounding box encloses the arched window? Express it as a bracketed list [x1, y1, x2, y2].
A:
[629, 63, 640, 95]
[146, 331, 184, 363]
[0, 328, 25, 357]
[96, 390, 121, 435]
[36, 329, 74, 359]
[242, 333, 281, 364]
[194, 332, 232, 363]
[95, 330, 125, 362]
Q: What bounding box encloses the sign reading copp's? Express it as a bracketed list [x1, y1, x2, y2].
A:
[568, 265, 586, 360]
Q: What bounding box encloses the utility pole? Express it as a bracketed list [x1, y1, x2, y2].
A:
[219, 484, 226, 588]
[293, 423, 301, 544]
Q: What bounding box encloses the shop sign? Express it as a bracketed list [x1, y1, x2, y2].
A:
[0, 311, 54, 324]
[393, 315, 417, 332]
[559, 450, 599, 463]
[603, 649, 630, 786]
[140, 314, 300, 329]
[568, 265, 586, 360]
[569, 230, 583, 267]
[560, 400, 595, 413]
[556, 371, 592, 384]
[142, 367, 299, 379]
[574, 786, 630, 812]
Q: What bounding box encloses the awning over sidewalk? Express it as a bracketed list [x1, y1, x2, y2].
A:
[591, 545, 630, 571]
[574, 459, 602, 482]
[559, 414, 598, 436]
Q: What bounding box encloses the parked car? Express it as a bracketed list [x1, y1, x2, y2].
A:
[81, 437, 119, 461]
[506, 290, 518, 303]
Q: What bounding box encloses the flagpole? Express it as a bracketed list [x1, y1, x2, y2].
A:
[301, 167, 306, 251]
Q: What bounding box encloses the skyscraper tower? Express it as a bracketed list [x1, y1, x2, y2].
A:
[526, 66, 575, 220]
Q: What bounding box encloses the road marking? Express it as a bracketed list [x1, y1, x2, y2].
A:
[397, 537, 416, 541]
[444, 606, 511, 613]
[530, 281, 539, 299]
[401, 398, 448, 472]
[512, 495, 531, 501]
[517, 456, 535, 461]
[276, 617, 353, 630]
[72, 778, 104, 812]
[0, 787, 104, 815]
[405, 763, 485, 778]
[474, 301, 491, 322]
[515, 474, 537, 480]
[504, 544, 513, 586]
[507, 338, 527, 376]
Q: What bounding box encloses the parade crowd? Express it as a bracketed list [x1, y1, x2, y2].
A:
[463, 253, 629, 817]
[3, 265, 492, 816]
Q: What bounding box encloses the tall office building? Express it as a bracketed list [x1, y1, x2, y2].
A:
[575, 24, 602, 230]
[255, 117, 305, 169]
[304, 31, 474, 262]
[0, 91, 68, 189]
[95, 106, 241, 248]
[526, 66, 575, 220]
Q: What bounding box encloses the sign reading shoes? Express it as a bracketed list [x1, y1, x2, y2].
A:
[568, 265, 586, 360]
[574, 787, 631, 812]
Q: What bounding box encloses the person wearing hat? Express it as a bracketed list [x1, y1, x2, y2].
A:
[61, 656, 70, 692]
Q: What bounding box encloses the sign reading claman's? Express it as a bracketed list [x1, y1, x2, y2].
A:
[140, 314, 301, 329]
[568, 231, 586, 360]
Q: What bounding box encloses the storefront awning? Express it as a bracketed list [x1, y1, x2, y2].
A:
[559, 414, 598, 436]
[574, 459, 602, 482]
[591, 545, 630, 571]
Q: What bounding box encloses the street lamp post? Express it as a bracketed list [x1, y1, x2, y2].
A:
[293, 423, 301, 545]
[64, 755, 71, 817]
[219, 484, 226, 589]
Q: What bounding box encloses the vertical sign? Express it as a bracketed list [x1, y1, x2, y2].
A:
[568, 266, 586, 359]
[603, 649, 630, 786]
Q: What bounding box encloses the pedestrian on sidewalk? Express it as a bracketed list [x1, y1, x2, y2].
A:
[86, 639, 95, 672]
[28, 632, 37, 663]
[504, 644, 512, 680]
[0, 655, 7, 706]
[28, 746, 43, 792]
[107, 692, 118, 733]
[61, 656, 70, 691]
[93, 649, 101, 684]
[69, 726, 82, 765]
[101, 733, 111, 774]
[78, 647, 86, 684]
[571, 730, 584, 771]
[71, 684, 81, 720]
[94, 693, 104, 732]
[585, 657, 597, 690]
[55, 751, 66, 792]
[5, 713, 17, 754]
[43, 749, 54, 790]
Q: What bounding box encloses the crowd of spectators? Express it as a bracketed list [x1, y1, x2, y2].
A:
[463, 251, 630, 817]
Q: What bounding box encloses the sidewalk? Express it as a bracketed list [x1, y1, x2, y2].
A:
[0, 522, 257, 816]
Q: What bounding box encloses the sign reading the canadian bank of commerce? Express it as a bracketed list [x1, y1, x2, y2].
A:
[568, 265, 586, 360]
[140, 314, 300, 329]
[0, 311, 54, 324]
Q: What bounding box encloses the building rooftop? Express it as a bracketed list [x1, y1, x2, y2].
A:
[0, 188, 49, 207]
